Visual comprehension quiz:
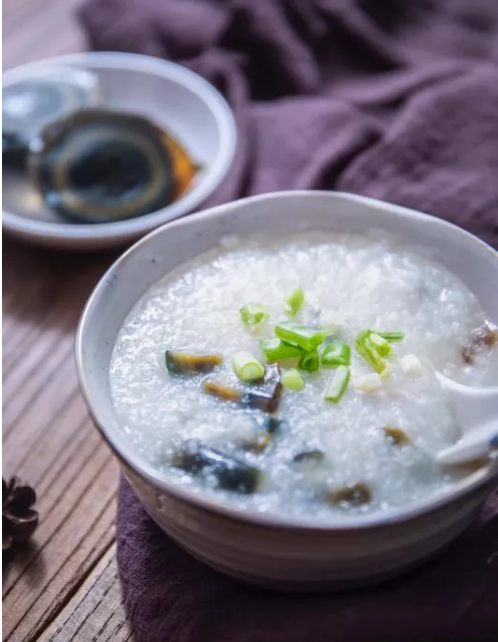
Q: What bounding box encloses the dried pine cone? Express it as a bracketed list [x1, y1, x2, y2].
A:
[3, 477, 39, 565]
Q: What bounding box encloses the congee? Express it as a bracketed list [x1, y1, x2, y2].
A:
[110, 233, 498, 520]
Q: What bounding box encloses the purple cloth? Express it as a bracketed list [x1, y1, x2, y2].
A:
[117, 480, 497, 642]
[79, 1, 498, 639]
[81, 0, 498, 247]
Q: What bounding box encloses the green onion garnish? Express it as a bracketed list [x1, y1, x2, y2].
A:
[232, 351, 265, 381]
[285, 288, 305, 317]
[324, 365, 350, 403]
[240, 303, 268, 326]
[259, 338, 303, 362]
[321, 341, 351, 367]
[355, 330, 388, 375]
[275, 322, 325, 352]
[299, 350, 320, 373]
[281, 368, 305, 391]
[368, 332, 392, 357]
[376, 331, 404, 343]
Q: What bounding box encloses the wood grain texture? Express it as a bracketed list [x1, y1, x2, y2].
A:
[37, 547, 135, 642]
[3, 1, 136, 639]
[1, 241, 133, 642]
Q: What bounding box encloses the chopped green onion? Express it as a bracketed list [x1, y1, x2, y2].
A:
[275, 322, 325, 352]
[232, 351, 265, 381]
[285, 288, 305, 317]
[299, 350, 320, 373]
[376, 331, 404, 343]
[259, 338, 303, 362]
[240, 303, 268, 326]
[355, 330, 388, 375]
[281, 368, 305, 390]
[368, 332, 392, 357]
[324, 366, 350, 403]
[321, 341, 351, 367]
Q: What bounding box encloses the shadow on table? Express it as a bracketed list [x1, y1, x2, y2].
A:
[3, 539, 48, 590]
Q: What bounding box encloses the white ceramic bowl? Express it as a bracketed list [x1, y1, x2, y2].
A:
[2, 52, 236, 250]
[75, 191, 498, 590]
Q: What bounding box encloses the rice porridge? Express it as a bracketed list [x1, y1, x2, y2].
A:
[110, 233, 498, 521]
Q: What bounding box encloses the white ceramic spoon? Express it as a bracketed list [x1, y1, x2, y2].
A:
[436, 372, 498, 465]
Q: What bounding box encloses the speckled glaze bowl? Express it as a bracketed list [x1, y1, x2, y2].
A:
[75, 191, 498, 590]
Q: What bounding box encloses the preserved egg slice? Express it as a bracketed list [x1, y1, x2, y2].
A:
[30, 109, 185, 223]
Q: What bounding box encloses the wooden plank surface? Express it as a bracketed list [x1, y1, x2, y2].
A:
[2, 1, 136, 640]
[37, 546, 135, 642]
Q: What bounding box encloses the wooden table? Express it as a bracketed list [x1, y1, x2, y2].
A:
[3, 1, 136, 639]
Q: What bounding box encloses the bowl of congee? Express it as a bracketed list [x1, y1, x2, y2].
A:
[76, 191, 498, 590]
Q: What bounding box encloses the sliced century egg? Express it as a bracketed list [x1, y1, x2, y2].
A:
[165, 131, 200, 200]
[30, 109, 197, 223]
[2, 131, 28, 169]
[171, 439, 264, 494]
[327, 482, 372, 509]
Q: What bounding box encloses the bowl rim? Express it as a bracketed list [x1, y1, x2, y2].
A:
[75, 190, 498, 532]
[2, 51, 237, 247]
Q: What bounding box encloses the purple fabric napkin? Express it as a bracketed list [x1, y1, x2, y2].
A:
[80, 0, 498, 639]
[117, 480, 497, 642]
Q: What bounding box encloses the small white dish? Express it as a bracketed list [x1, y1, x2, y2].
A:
[76, 191, 498, 591]
[2, 52, 236, 250]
